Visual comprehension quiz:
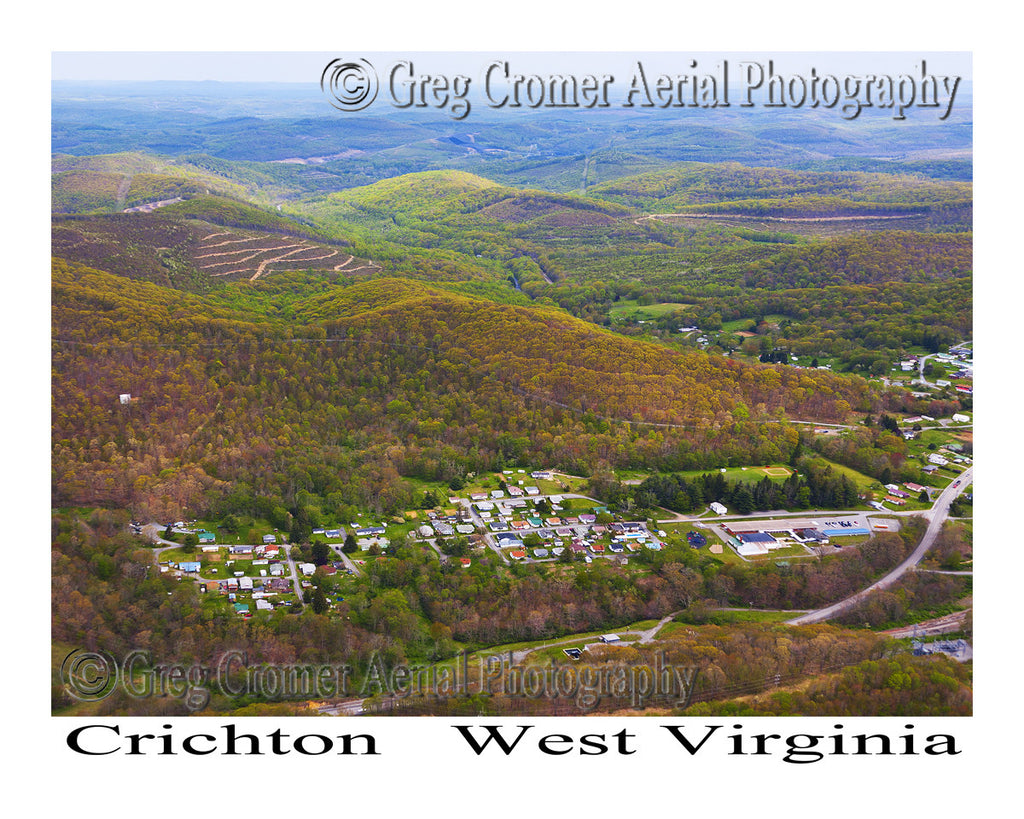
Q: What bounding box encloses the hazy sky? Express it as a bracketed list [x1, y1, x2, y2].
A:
[52, 51, 972, 84]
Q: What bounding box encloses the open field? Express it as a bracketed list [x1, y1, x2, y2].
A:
[609, 300, 694, 321]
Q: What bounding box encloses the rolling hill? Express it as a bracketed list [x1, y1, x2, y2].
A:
[51, 260, 886, 520]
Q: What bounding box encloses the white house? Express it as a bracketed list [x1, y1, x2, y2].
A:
[710, 502, 728, 515]
[952, 413, 970, 423]
[299, 563, 316, 576]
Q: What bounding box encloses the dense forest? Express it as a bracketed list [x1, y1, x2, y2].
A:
[52, 260, 888, 521]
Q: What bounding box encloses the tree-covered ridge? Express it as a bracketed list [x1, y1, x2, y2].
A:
[680, 652, 971, 717]
[743, 231, 971, 288]
[328, 169, 499, 210]
[297, 169, 970, 346]
[588, 161, 972, 215]
[304, 170, 633, 257]
[294, 276, 881, 422]
[51, 260, 890, 520]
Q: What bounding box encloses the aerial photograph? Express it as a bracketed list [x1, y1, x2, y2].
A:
[51, 51, 975, 724]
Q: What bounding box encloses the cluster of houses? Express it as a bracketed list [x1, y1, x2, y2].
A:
[868, 481, 931, 510]
[922, 441, 972, 477]
[160, 531, 300, 617]
[899, 346, 973, 396]
[400, 469, 669, 562]
[313, 524, 389, 552]
[938, 347, 974, 379]
[495, 519, 663, 562]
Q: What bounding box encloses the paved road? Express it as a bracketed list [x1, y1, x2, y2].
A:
[914, 352, 937, 386]
[423, 537, 449, 564]
[281, 544, 304, 598]
[787, 465, 973, 625]
[457, 497, 509, 563]
[329, 541, 362, 576]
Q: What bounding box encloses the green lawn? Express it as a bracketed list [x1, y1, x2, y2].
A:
[744, 544, 817, 560]
[802, 456, 879, 496]
[663, 609, 803, 629]
[609, 300, 694, 321]
[458, 471, 580, 497]
[644, 463, 797, 487]
[159, 546, 276, 579]
[190, 517, 282, 546]
[157, 546, 204, 564]
[827, 534, 872, 547]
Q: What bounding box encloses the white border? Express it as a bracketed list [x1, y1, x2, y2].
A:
[18, 1, 1014, 813]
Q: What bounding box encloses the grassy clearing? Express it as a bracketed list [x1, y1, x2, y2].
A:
[802, 456, 879, 495]
[645, 463, 796, 487]
[663, 609, 803, 629]
[828, 534, 872, 548]
[458, 471, 581, 498]
[609, 300, 694, 320]
[744, 544, 817, 560]
[190, 517, 281, 546]
[703, 545, 748, 565]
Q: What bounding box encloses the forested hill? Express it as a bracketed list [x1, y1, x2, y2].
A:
[51, 260, 885, 521]
[296, 277, 877, 425]
[742, 231, 972, 288]
[588, 162, 972, 217]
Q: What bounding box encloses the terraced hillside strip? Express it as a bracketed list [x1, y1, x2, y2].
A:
[190, 231, 380, 280]
[52, 213, 380, 290]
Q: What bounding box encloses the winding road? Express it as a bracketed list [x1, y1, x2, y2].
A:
[787, 465, 973, 625]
